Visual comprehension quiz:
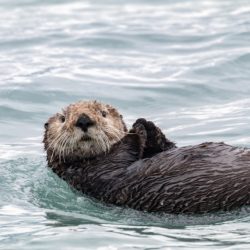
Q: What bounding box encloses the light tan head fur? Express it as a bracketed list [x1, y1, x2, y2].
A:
[43, 100, 127, 162]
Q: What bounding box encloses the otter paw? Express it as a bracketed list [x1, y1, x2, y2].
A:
[133, 119, 162, 148]
[132, 118, 175, 158]
[130, 121, 148, 158]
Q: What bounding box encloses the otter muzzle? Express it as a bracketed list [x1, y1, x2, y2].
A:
[75, 114, 95, 132]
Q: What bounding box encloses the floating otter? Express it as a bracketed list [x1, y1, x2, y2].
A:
[43, 100, 250, 214]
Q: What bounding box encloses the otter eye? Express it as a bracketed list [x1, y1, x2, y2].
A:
[60, 115, 65, 123]
[101, 111, 107, 117]
[44, 123, 49, 129]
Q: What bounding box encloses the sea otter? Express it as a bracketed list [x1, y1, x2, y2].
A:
[43, 100, 250, 214]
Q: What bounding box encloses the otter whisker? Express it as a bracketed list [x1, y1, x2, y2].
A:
[57, 133, 68, 163]
[49, 132, 66, 163]
[61, 133, 70, 163]
[68, 136, 75, 156]
[60, 134, 69, 163]
[101, 133, 110, 153]
[50, 131, 66, 150]
[56, 135, 64, 164]
[47, 132, 64, 151]
[104, 124, 124, 142]
[100, 131, 111, 155]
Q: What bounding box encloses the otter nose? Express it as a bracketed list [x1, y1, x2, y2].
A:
[75, 114, 94, 132]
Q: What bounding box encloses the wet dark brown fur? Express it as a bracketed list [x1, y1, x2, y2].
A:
[44, 102, 250, 214]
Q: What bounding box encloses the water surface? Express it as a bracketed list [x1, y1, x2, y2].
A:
[1, 0, 250, 249]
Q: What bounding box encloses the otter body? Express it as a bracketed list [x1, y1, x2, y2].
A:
[44, 101, 250, 214]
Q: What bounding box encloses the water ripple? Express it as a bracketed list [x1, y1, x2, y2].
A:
[1, 0, 250, 249]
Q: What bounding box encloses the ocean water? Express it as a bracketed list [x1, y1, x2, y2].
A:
[1, 0, 250, 249]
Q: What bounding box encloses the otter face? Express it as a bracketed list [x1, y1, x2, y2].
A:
[43, 100, 127, 162]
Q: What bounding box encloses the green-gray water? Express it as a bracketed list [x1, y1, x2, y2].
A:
[1, 0, 250, 249]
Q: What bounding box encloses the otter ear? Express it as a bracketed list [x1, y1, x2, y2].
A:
[106, 105, 121, 117]
[106, 105, 115, 112]
[44, 122, 49, 129]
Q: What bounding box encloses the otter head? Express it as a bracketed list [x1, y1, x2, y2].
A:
[43, 100, 127, 163]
